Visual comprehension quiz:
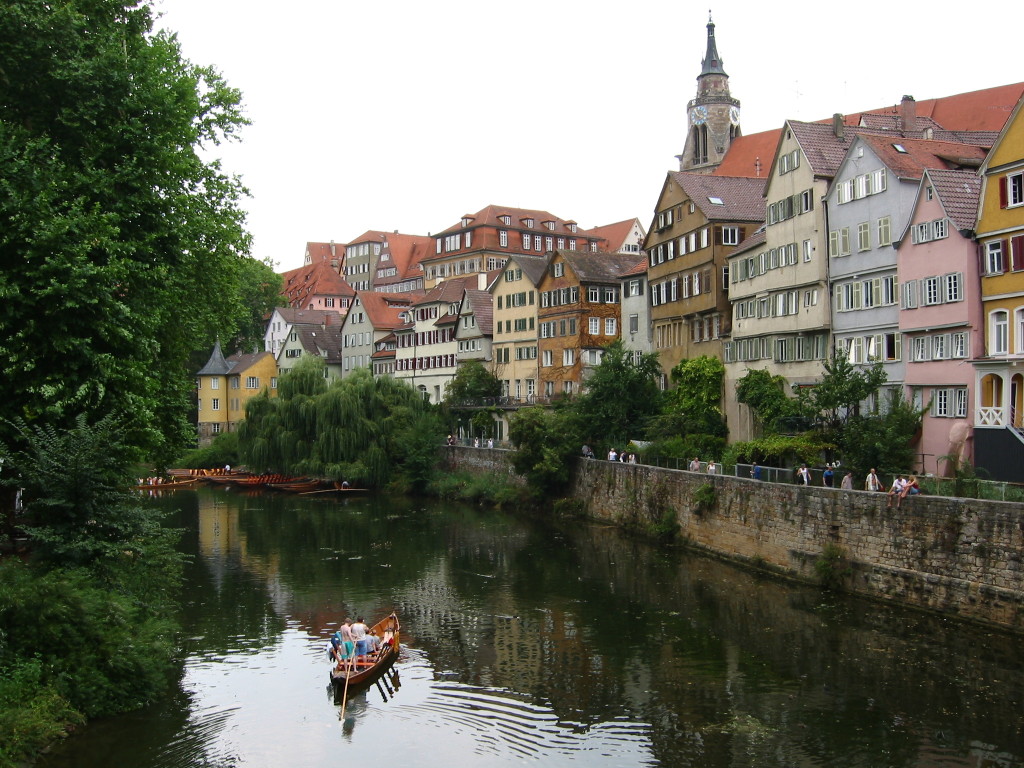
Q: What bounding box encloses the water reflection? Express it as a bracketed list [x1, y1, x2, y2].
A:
[37, 488, 1024, 768]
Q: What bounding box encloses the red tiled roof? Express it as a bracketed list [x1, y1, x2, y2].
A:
[586, 218, 644, 252]
[732, 226, 766, 256]
[859, 135, 988, 180]
[304, 242, 345, 264]
[415, 275, 471, 307]
[670, 173, 767, 220]
[713, 82, 1024, 179]
[357, 291, 416, 331]
[620, 256, 648, 278]
[434, 204, 584, 237]
[849, 83, 1024, 133]
[279, 260, 354, 307]
[559, 250, 647, 283]
[462, 289, 493, 335]
[713, 130, 781, 178]
[927, 169, 983, 233]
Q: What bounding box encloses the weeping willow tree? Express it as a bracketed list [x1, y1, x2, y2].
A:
[238, 359, 440, 487]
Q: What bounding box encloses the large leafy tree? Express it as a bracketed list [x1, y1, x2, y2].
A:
[444, 360, 501, 403]
[0, 0, 260, 462]
[572, 340, 662, 449]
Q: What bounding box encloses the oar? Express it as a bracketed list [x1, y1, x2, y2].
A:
[339, 648, 354, 722]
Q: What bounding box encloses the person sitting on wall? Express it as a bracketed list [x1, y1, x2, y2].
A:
[886, 475, 907, 508]
[689, 457, 701, 472]
[897, 475, 920, 508]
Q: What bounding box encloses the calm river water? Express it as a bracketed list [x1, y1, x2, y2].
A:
[37, 487, 1024, 768]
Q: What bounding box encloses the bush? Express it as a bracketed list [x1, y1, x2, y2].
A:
[175, 430, 240, 469]
[0, 658, 83, 768]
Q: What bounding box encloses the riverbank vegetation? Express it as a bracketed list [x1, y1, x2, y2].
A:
[499, 341, 923, 497]
[0, 417, 184, 768]
[0, 1, 273, 763]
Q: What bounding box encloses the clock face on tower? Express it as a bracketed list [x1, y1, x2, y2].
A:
[729, 105, 741, 126]
[689, 105, 708, 126]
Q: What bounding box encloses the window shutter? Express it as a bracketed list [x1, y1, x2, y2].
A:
[999, 176, 1009, 208]
[1012, 236, 1024, 272]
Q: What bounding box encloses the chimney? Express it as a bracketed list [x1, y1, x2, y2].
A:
[330, 240, 336, 257]
[900, 95, 916, 132]
[832, 113, 845, 139]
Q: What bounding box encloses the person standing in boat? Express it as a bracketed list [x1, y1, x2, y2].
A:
[351, 617, 369, 661]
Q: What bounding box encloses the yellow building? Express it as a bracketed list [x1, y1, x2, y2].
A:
[195, 342, 278, 446]
[973, 93, 1024, 481]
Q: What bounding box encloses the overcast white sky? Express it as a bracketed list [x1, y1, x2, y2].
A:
[155, 0, 1023, 272]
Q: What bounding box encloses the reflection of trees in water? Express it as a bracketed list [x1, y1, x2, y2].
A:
[169, 489, 1024, 768]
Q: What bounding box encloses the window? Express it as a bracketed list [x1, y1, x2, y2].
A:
[553, 262, 564, 277]
[563, 348, 575, 365]
[932, 334, 948, 360]
[876, 217, 892, 247]
[944, 272, 962, 303]
[829, 228, 851, 257]
[1002, 171, 1024, 207]
[952, 331, 968, 359]
[629, 314, 639, 333]
[991, 310, 1009, 354]
[803, 239, 813, 262]
[902, 281, 917, 309]
[587, 286, 600, 302]
[542, 350, 552, 367]
[605, 318, 617, 336]
[721, 226, 740, 245]
[985, 241, 1004, 274]
[913, 336, 930, 361]
[211, 398, 220, 411]
[246, 376, 259, 389]
[604, 288, 618, 303]
[588, 317, 599, 334]
[923, 276, 941, 306]
[857, 222, 871, 251]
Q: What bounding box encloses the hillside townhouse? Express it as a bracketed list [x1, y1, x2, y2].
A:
[895, 169, 983, 476]
[587, 218, 647, 255]
[825, 135, 988, 405]
[973, 95, 1024, 481]
[264, 307, 336, 357]
[491, 254, 550, 401]
[646, 172, 764, 382]
[372, 232, 434, 294]
[279, 258, 355, 315]
[422, 205, 603, 290]
[338, 292, 417, 379]
[276, 320, 344, 379]
[302, 241, 345, 268]
[393, 277, 471, 403]
[195, 342, 277, 446]
[455, 288, 493, 368]
[371, 334, 398, 377]
[619, 258, 651, 365]
[537, 250, 639, 397]
[342, 230, 389, 292]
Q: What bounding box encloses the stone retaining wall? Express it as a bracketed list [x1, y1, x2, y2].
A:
[444, 446, 1024, 631]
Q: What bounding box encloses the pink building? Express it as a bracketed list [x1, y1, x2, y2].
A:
[896, 168, 983, 475]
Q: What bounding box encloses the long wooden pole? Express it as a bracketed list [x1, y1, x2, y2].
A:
[340, 648, 353, 721]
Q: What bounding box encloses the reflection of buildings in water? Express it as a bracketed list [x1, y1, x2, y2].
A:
[196, 494, 292, 615]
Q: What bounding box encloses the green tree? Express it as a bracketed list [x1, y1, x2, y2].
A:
[736, 368, 806, 435]
[837, 389, 924, 477]
[572, 340, 662, 448]
[508, 406, 580, 495]
[444, 360, 501, 403]
[803, 355, 888, 434]
[0, 0, 258, 464]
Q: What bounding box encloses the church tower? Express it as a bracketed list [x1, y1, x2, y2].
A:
[678, 15, 741, 173]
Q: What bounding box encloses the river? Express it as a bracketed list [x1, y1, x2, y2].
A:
[37, 487, 1024, 767]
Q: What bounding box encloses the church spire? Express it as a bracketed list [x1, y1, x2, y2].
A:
[700, 13, 727, 77]
[678, 13, 740, 173]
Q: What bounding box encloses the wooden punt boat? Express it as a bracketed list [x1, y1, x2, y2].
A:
[329, 613, 401, 692]
[267, 479, 323, 493]
[135, 477, 200, 490]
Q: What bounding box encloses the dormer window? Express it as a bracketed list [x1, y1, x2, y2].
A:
[544, 220, 555, 230]
[499, 215, 511, 226]
[568, 223, 578, 233]
[461, 217, 472, 227]
[523, 218, 535, 228]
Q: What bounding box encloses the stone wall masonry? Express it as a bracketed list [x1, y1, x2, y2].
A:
[444, 446, 1024, 631]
